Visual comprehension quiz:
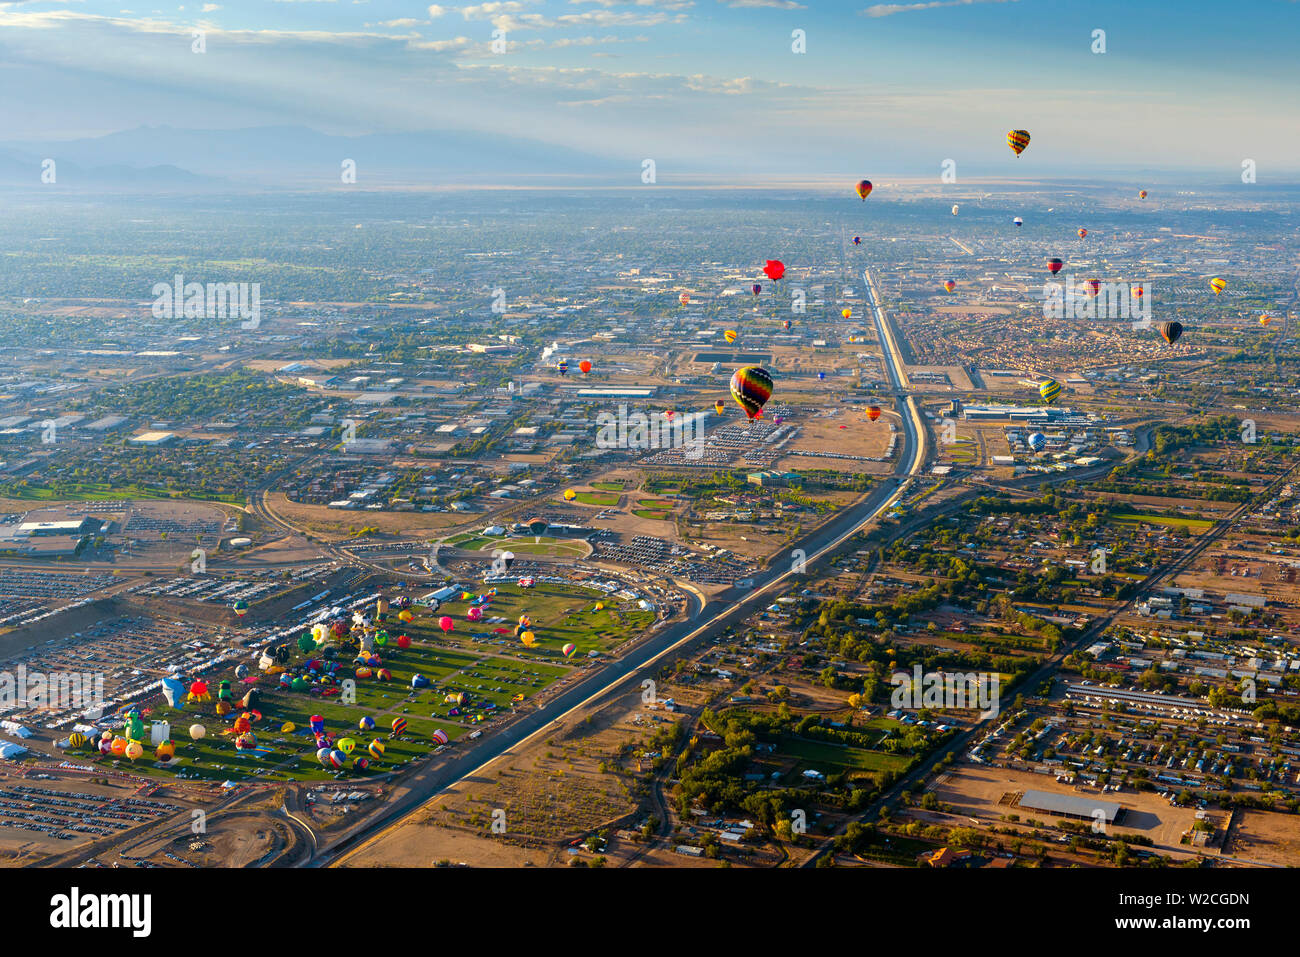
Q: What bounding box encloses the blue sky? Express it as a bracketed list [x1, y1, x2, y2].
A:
[2, 0, 1297, 178]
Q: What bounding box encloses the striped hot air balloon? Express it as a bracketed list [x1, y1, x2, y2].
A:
[562, 643, 577, 658]
[679, 292, 690, 306]
[1006, 129, 1031, 156]
[1013, 216, 1023, 227]
[556, 359, 569, 376]
[730, 366, 774, 420]
[368, 739, 386, 760]
[724, 329, 738, 344]
[867, 405, 882, 422]
[1048, 258, 1063, 274]
[1085, 279, 1101, 298]
[855, 180, 873, 200]
[943, 280, 956, 293]
[1038, 378, 1061, 404]
[751, 283, 762, 296]
[1209, 277, 1227, 295]
[390, 717, 407, 738]
[431, 729, 449, 745]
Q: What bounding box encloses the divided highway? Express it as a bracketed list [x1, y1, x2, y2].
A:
[315, 266, 929, 866]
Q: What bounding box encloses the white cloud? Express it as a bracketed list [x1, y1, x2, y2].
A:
[864, 0, 1017, 17]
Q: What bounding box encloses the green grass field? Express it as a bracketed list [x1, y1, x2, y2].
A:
[591, 481, 627, 492]
[572, 491, 619, 506]
[1113, 513, 1212, 530]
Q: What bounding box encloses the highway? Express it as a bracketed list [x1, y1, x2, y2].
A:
[312, 265, 930, 866]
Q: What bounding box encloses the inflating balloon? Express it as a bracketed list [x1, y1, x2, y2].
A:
[190, 724, 206, 740]
[432, 729, 450, 745]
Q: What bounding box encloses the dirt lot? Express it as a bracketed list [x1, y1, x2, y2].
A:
[930, 763, 1201, 859]
[1226, 808, 1300, 866]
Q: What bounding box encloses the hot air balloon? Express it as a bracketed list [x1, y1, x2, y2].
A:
[556, 359, 569, 376]
[161, 675, 186, 709]
[730, 366, 774, 420]
[156, 740, 176, 762]
[951, 204, 959, 216]
[751, 283, 762, 296]
[1006, 129, 1031, 156]
[316, 748, 333, 767]
[563, 488, 577, 501]
[942, 280, 956, 293]
[187, 680, 210, 703]
[1138, 189, 1148, 199]
[527, 517, 549, 537]
[1077, 228, 1088, 239]
[1260, 314, 1275, 326]
[867, 405, 882, 422]
[1209, 277, 1227, 295]
[579, 360, 592, 374]
[841, 308, 852, 319]
[467, 606, 483, 623]
[1048, 258, 1063, 274]
[714, 400, 726, 415]
[338, 737, 357, 755]
[432, 729, 450, 745]
[852, 236, 862, 245]
[1085, 279, 1101, 298]
[521, 631, 537, 647]
[1039, 378, 1061, 404]
[391, 717, 407, 738]
[855, 180, 873, 200]
[724, 329, 738, 344]
[817, 371, 826, 381]
[125, 741, 144, 761]
[368, 739, 386, 760]
[1157, 321, 1183, 345]
[1131, 285, 1144, 299]
[1027, 432, 1046, 452]
[189, 723, 206, 740]
[763, 260, 785, 281]
[782, 319, 791, 330]
[679, 292, 690, 306]
[233, 599, 249, 618]
[439, 616, 454, 633]
[1013, 216, 1023, 227]
[68, 733, 87, 749]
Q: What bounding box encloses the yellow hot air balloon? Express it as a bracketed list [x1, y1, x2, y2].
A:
[841, 308, 851, 319]
[1209, 277, 1227, 295]
[942, 280, 956, 293]
[563, 488, 577, 501]
[1006, 129, 1030, 156]
[714, 401, 725, 415]
[1260, 314, 1275, 326]
[724, 329, 738, 344]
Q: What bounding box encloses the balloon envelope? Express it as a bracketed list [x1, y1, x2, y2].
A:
[730, 366, 774, 420]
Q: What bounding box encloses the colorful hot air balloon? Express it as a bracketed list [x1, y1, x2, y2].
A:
[852, 236, 862, 245]
[556, 359, 569, 376]
[1085, 279, 1101, 298]
[68, 733, 87, 749]
[679, 292, 690, 306]
[724, 329, 738, 344]
[714, 400, 725, 415]
[867, 405, 882, 422]
[369, 739, 386, 760]
[439, 616, 454, 633]
[431, 729, 449, 745]
[391, 717, 407, 738]
[841, 308, 852, 319]
[1048, 258, 1063, 274]
[1138, 189, 1148, 199]
[1131, 285, 1144, 299]
[1260, 314, 1275, 326]
[233, 599, 249, 618]
[751, 283, 761, 296]
[1209, 277, 1227, 295]
[855, 180, 873, 200]
[562, 643, 577, 658]
[1027, 432, 1046, 452]
[763, 260, 785, 281]
[942, 280, 956, 293]
[1006, 129, 1031, 156]
[782, 319, 791, 330]
[1158, 321, 1183, 345]
[1077, 228, 1088, 239]
[730, 366, 774, 420]
[1013, 216, 1023, 227]
[579, 360, 592, 374]
[1039, 378, 1061, 404]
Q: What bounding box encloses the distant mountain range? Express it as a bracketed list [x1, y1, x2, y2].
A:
[0, 124, 627, 189]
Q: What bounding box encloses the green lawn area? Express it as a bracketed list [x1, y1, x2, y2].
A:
[779, 736, 911, 775]
[1113, 513, 1212, 530]
[572, 491, 618, 506]
[631, 509, 671, 521]
[591, 481, 627, 492]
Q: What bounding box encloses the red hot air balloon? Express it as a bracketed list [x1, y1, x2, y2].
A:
[438, 616, 454, 633]
[763, 260, 785, 281]
[1077, 228, 1088, 239]
[1048, 258, 1063, 275]
[578, 360, 592, 374]
[867, 405, 882, 422]
[855, 180, 873, 200]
